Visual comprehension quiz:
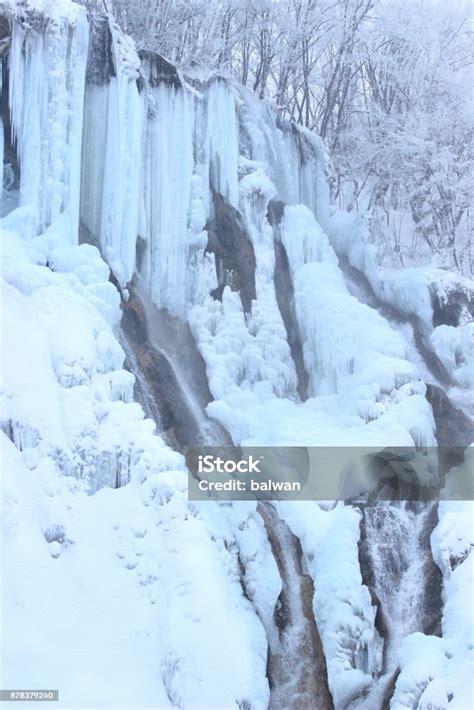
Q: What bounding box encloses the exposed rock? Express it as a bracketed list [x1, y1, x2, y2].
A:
[418, 503, 443, 638]
[206, 190, 257, 313]
[267, 199, 285, 226]
[120, 286, 231, 452]
[85, 13, 115, 85]
[426, 383, 473, 449]
[426, 383, 474, 478]
[135, 236, 147, 273]
[358, 512, 389, 644]
[432, 282, 474, 328]
[0, 14, 10, 55]
[267, 199, 309, 400]
[139, 51, 181, 89]
[274, 240, 309, 400]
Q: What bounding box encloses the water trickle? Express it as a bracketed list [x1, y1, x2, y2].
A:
[354, 501, 443, 709]
[120, 285, 231, 450]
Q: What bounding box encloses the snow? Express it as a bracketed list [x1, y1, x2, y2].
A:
[3, 0, 85, 23]
[326, 209, 474, 338]
[0, 225, 174, 489]
[1, 432, 271, 709]
[1, 215, 273, 708]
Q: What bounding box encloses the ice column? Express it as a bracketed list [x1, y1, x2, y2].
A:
[80, 17, 143, 285]
[141, 81, 195, 318]
[205, 78, 239, 208]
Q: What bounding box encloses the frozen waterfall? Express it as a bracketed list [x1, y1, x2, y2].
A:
[1, 3, 472, 710]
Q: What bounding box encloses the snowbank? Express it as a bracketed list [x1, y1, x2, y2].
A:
[1, 217, 272, 708]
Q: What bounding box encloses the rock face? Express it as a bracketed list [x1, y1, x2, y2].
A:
[206, 190, 257, 313]
[121, 286, 232, 451]
[1, 37, 20, 200]
[85, 14, 116, 85]
[268, 200, 309, 401]
[139, 50, 181, 89]
[426, 383, 474, 450]
[432, 282, 474, 328]
[418, 503, 443, 638]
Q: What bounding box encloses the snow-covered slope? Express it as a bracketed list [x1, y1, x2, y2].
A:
[1, 2, 472, 709]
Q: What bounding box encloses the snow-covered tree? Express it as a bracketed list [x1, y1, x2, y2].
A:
[86, 0, 473, 273]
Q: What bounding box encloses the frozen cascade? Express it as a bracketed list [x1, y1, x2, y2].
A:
[8, 4, 88, 239]
[340, 255, 474, 418]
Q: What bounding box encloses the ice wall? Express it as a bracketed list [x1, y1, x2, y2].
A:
[140, 75, 195, 317]
[139, 72, 241, 318]
[6, 1, 88, 240]
[197, 77, 239, 209]
[75, 17, 332, 323]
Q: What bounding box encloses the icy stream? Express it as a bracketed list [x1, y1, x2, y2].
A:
[259, 503, 333, 709]
[354, 501, 443, 709]
[120, 283, 335, 704]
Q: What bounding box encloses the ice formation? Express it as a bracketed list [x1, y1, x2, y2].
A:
[7, 0, 88, 239]
[80, 16, 143, 286]
[1, 2, 472, 709]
